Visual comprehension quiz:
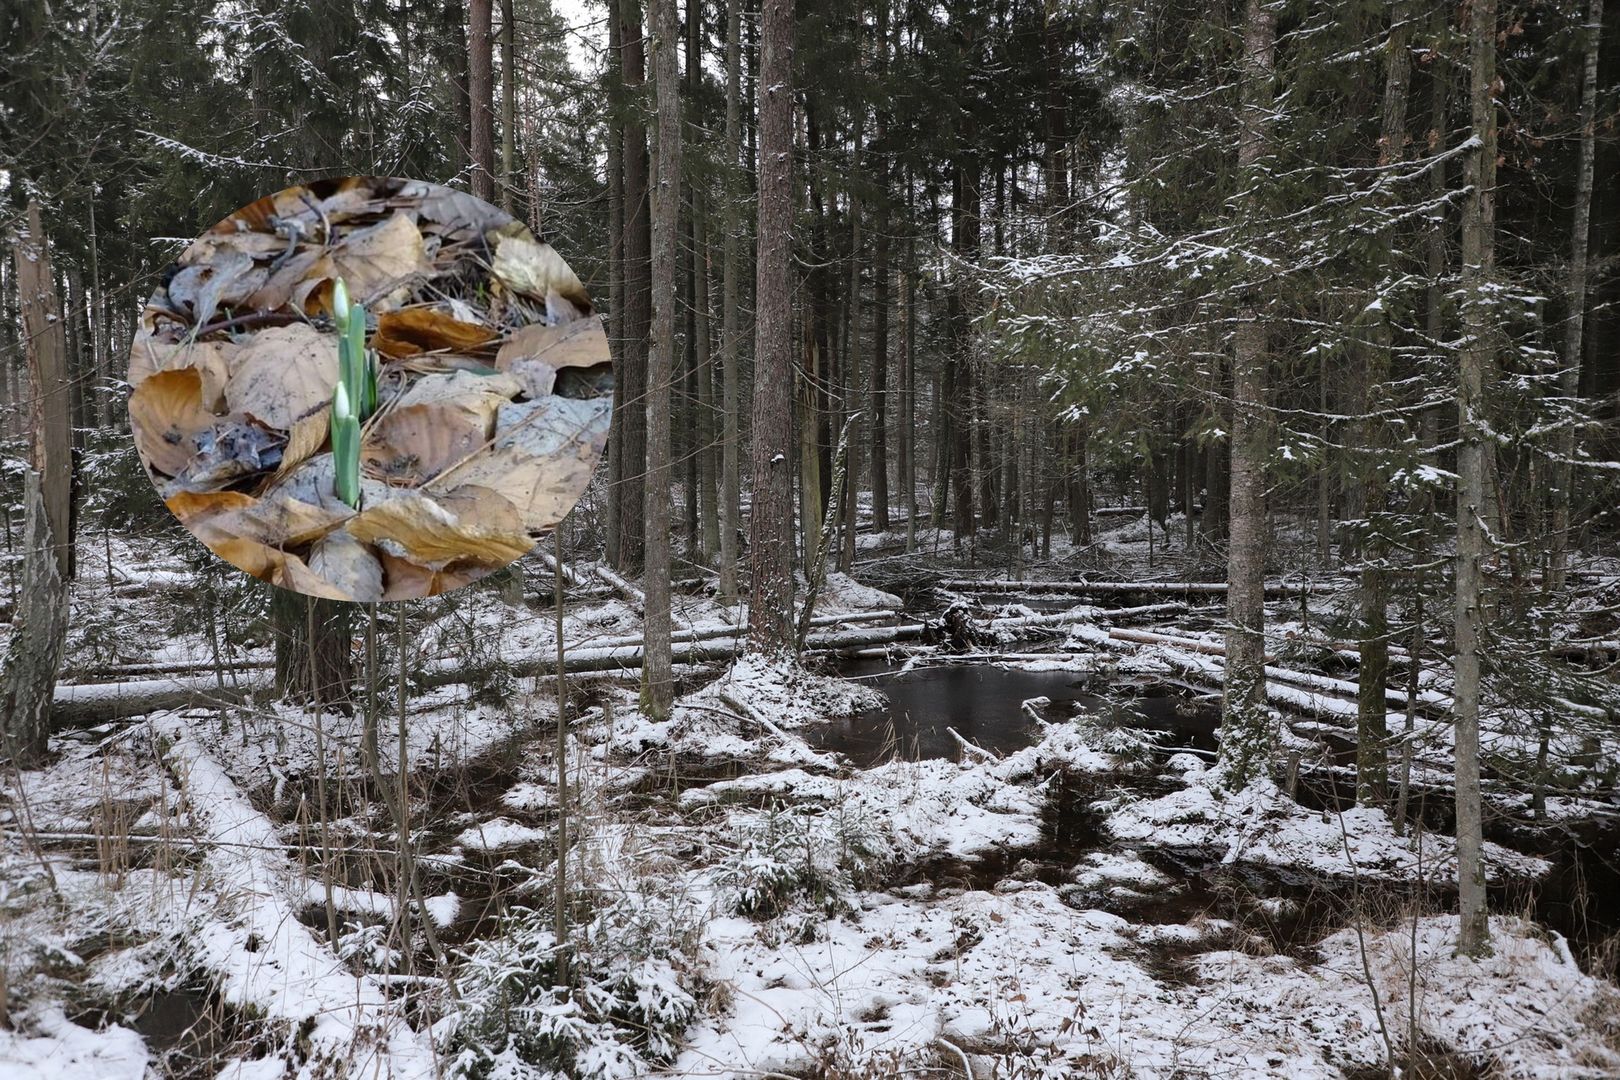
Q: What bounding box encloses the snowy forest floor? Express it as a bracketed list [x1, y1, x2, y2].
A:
[3, 509, 1620, 1079]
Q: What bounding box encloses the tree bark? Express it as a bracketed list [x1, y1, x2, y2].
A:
[718, 0, 744, 604]
[468, 0, 496, 202]
[1453, 0, 1496, 958]
[1220, 0, 1276, 791]
[500, 0, 516, 213]
[605, 0, 627, 565]
[748, 0, 798, 652]
[643, 0, 681, 719]
[1549, 0, 1604, 592]
[2, 205, 73, 764]
[1355, 0, 1413, 807]
[617, 0, 652, 573]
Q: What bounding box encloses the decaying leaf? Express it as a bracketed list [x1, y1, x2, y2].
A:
[273, 404, 331, 482]
[237, 487, 353, 548]
[378, 551, 496, 600]
[246, 247, 328, 312]
[439, 396, 611, 530]
[373, 306, 500, 358]
[224, 323, 339, 431]
[168, 248, 266, 328]
[306, 529, 384, 602]
[223, 186, 316, 234]
[170, 415, 286, 491]
[490, 233, 591, 314]
[129, 334, 236, 411]
[396, 180, 516, 242]
[273, 551, 353, 600]
[165, 490, 257, 540]
[331, 212, 429, 308]
[130, 368, 216, 477]
[363, 401, 490, 485]
[346, 486, 533, 569]
[495, 318, 610, 370]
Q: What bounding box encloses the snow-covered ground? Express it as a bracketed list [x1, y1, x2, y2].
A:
[3, 528, 1618, 1078]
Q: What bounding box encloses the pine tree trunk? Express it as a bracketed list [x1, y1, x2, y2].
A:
[1355, 0, 1413, 807]
[643, 0, 680, 718]
[618, 0, 652, 573]
[718, 0, 744, 604]
[1220, 0, 1276, 791]
[500, 0, 516, 213]
[606, 0, 627, 565]
[2, 203, 74, 764]
[468, 0, 495, 201]
[1549, 0, 1603, 592]
[749, 0, 798, 652]
[1453, 0, 1496, 958]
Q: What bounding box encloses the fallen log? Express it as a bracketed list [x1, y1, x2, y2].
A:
[937, 578, 1318, 598]
[52, 672, 272, 724]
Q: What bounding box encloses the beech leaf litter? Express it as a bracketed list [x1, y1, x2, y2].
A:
[129, 176, 612, 601]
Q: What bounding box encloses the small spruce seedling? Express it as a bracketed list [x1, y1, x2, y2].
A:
[330, 278, 377, 508]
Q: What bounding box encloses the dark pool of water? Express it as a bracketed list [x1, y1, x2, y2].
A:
[820, 658, 1218, 767]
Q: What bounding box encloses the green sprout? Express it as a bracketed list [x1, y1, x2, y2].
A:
[331, 278, 376, 508]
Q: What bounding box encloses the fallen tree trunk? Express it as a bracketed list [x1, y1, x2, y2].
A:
[52, 672, 272, 725]
[937, 578, 1317, 597]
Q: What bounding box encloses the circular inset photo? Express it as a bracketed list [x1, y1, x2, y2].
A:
[128, 176, 612, 601]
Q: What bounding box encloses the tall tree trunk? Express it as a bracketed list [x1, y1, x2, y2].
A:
[2, 203, 74, 764]
[1355, 0, 1414, 807]
[468, 0, 496, 201]
[841, 151, 863, 573]
[718, 0, 744, 603]
[1220, 0, 1276, 791]
[605, 0, 628, 565]
[643, 0, 680, 719]
[748, 0, 797, 652]
[949, 151, 977, 541]
[618, 0, 652, 573]
[866, 0, 891, 535]
[1453, 0, 1496, 958]
[1549, 0, 1604, 592]
[444, 0, 471, 175]
[500, 0, 517, 213]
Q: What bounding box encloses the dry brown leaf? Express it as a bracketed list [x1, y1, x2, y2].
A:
[129, 333, 236, 411]
[362, 401, 489, 485]
[224, 322, 339, 431]
[223, 186, 315, 234]
[273, 404, 331, 482]
[373, 306, 499, 358]
[273, 551, 353, 600]
[237, 489, 353, 548]
[246, 247, 327, 312]
[130, 368, 216, 476]
[396, 180, 515, 242]
[442, 397, 611, 530]
[346, 486, 532, 569]
[168, 249, 267, 328]
[166, 490, 256, 539]
[495, 318, 609, 370]
[490, 233, 590, 313]
[179, 231, 288, 266]
[395, 369, 521, 415]
[307, 529, 384, 602]
[505, 358, 557, 398]
[379, 552, 495, 600]
[331, 212, 429, 308]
